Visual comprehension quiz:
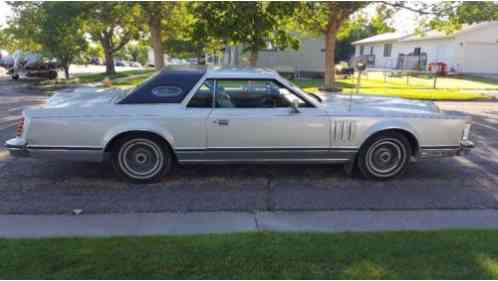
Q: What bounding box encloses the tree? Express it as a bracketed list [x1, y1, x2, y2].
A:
[296, 2, 367, 91]
[335, 9, 395, 62]
[138, 2, 176, 70]
[3, 2, 43, 52]
[6, 2, 87, 79]
[428, 2, 498, 32]
[81, 2, 142, 75]
[161, 3, 224, 63]
[37, 2, 87, 79]
[115, 40, 149, 65]
[191, 2, 299, 66]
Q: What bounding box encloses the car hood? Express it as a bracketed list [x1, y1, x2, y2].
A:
[323, 94, 441, 116]
[45, 87, 127, 108]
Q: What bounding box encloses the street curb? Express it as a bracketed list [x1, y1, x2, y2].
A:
[2, 209, 498, 238]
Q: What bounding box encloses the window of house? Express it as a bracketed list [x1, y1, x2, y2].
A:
[187, 80, 214, 108]
[214, 80, 311, 108]
[414, 47, 421, 55]
[383, 44, 392, 57]
[359, 45, 364, 55]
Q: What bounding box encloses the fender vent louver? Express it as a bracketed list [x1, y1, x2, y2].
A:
[332, 120, 356, 142]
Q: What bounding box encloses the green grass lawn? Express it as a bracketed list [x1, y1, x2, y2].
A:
[297, 72, 493, 101]
[1, 230, 498, 279]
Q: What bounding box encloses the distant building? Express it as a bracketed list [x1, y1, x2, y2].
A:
[146, 48, 169, 67]
[222, 34, 326, 77]
[352, 22, 498, 74]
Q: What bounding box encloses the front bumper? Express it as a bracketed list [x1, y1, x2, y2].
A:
[4, 137, 30, 157]
[458, 140, 475, 155]
[419, 140, 475, 159]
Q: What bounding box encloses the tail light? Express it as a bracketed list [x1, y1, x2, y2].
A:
[16, 117, 24, 137]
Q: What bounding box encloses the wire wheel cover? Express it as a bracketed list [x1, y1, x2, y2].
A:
[119, 139, 164, 179]
[366, 138, 406, 177]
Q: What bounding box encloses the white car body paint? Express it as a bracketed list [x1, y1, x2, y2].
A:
[6, 67, 473, 164]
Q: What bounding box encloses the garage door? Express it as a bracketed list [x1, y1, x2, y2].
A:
[464, 43, 498, 74]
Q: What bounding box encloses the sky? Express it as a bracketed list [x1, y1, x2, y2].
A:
[0, 1, 419, 33]
[0, 1, 12, 27]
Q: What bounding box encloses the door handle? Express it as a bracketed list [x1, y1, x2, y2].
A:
[213, 119, 229, 126]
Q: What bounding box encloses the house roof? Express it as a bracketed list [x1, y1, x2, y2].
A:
[351, 32, 408, 45]
[353, 22, 498, 45]
[400, 22, 498, 42]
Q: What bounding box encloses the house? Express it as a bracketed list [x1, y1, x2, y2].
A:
[223, 34, 326, 77]
[146, 48, 169, 67]
[352, 22, 498, 74]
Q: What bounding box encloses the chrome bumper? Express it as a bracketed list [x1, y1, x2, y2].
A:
[4, 137, 30, 158]
[419, 140, 474, 159]
[458, 140, 474, 155]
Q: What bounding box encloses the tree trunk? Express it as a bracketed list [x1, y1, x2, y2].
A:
[64, 65, 70, 80]
[323, 24, 338, 91]
[149, 14, 164, 70]
[104, 47, 115, 75]
[249, 50, 258, 66]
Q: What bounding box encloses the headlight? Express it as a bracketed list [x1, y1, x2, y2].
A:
[462, 123, 471, 140]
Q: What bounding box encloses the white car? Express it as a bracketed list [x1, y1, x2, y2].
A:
[6, 66, 474, 183]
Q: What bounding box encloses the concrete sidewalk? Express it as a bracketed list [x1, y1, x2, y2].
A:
[1, 210, 498, 238]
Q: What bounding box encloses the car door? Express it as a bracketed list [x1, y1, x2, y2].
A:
[206, 79, 331, 161]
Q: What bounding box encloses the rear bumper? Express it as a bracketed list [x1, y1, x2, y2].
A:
[419, 140, 474, 159]
[5, 137, 103, 162]
[5, 137, 30, 157]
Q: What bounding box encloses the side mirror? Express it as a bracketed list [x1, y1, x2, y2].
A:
[290, 99, 300, 114]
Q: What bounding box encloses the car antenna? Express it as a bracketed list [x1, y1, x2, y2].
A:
[351, 58, 366, 112]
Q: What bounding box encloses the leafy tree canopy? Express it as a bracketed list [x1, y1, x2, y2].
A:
[191, 1, 300, 65]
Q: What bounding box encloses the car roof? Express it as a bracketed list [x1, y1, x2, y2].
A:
[205, 66, 280, 79]
[158, 65, 280, 80]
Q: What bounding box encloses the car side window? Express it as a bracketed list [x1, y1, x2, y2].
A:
[187, 80, 214, 108]
[214, 80, 310, 108]
[151, 86, 183, 98]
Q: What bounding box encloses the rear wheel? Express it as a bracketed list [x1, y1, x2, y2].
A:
[357, 131, 411, 180]
[111, 136, 172, 183]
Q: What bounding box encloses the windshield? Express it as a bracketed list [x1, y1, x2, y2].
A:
[278, 75, 323, 104]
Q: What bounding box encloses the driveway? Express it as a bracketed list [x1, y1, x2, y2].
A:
[0, 73, 497, 214]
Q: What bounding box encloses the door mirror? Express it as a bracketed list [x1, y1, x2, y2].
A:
[290, 99, 300, 114]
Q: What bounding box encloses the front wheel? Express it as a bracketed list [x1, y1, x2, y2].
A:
[357, 132, 412, 180]
[112, 136, 173, 183]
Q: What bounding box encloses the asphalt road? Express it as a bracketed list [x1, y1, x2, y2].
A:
[0, 72, 497, 215]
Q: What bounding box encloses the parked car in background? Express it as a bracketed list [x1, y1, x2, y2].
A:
[7, 51, 58, 80]
[129, 61, 142, 68]
[89, 57, 101, 65]
[115, 60, 126, 67]
[5, 66, 474, 183]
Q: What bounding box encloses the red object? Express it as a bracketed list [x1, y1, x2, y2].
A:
[429, 62, 448, 76]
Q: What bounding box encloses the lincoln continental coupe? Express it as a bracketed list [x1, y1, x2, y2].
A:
[6, 66, 474, 183]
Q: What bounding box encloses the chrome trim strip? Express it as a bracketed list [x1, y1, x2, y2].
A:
[419, 145, 460, 150]
[27, 146, 103, 151]
[175, 147, 359, 152]
[179, 158, 351, 164]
